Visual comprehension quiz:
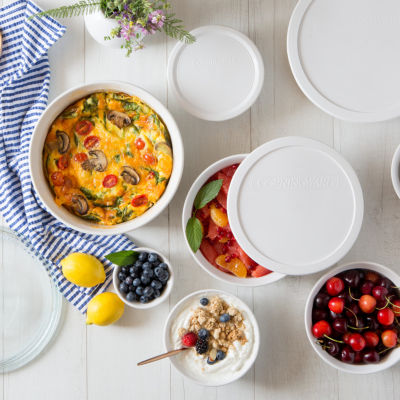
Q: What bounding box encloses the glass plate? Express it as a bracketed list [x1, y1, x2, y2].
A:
[0, 227, 62, 373]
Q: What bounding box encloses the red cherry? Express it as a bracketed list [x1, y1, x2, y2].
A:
[359, 294, 377, 314]
[326, 277, 345, 296]
[181, 332, 198, 347]
[392, 299, 400, 317]
[365, 271, 380, 283]
[312, 320, 332, 339]
[354, 351, 363, 364]
[361, 280, 374, 295]
[372, 286, 389, 302]
[363, 331, 379, 347]
[377, 308, 395, 326]
[328, 297, 345, 314]
[343, 332, 352, 344]
[381, 330, 398, 348]
[348, 333, 366, 352]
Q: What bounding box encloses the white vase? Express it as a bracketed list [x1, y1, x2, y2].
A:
[84, 9, 124, 49]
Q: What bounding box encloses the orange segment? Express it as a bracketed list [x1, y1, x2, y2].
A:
[216, 255, 247, 278]
[210, 203, 228, 227]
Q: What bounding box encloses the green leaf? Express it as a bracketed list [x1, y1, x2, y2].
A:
[83, 95, 98, 113]
[105, 250, 138, 266]
[185, 217, 203, 253]
[81, 214, 101, 222]
[143, 167, 166, 185]
[74, 132, 79, 147]
[194, 179, 223, 210]
[80, 187, 97, 201]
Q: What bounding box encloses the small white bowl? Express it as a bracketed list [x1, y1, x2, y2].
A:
[29, 81, 184, 235]
[182, 154, 285, 286]
[305, 261, 400, 374]
[163, 289, 260, 386]
[112, 247, 173, 309]
[391, 144, 400, 199]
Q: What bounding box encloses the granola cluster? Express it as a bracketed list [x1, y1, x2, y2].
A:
[178, 296, 247, 357]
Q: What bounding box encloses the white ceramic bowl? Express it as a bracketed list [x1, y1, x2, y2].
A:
[305, 261, 400, 374]
[163, 289, 260, 386]
[182, 154, 285, 286]
[112, 247, 173, 309]
[391, 144, 400, 199]
[29, 81, 184, 235]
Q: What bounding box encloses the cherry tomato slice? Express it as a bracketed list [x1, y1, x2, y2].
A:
[75, 120, 94, 136]
[57, 155, 69, 170]
[131, 194, 148, 207]
[135, 137, 145, 150]
[84, 135, 100, 149]
[103, 174, 118, 188]
[143, 153, 156, 165]
[51, 171, 64, 186]
[74, 152, 88, 162]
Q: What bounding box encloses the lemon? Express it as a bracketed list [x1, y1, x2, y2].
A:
[61, 253, 105, 287]
[86, 292, 124, 326]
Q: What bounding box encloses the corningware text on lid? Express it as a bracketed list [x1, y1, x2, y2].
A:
[287, 0, 400, 122]
[227, 137, 364, 276]
[168, 25, 264, 121]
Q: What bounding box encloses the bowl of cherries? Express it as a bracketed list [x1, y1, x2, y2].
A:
[305, 262, 400, 373]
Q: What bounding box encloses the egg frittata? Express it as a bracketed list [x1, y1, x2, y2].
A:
[43, 91, 173, 225]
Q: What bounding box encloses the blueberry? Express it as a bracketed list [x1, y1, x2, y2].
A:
[143, 268, 154, 279]
[125, 276, 133, 286]
[152, 259, 160, 267]
[159, 270, 169, 282]
[139, 295, 149, 303]
[142, 262, 151, 270]
[219, 313, 230, 323]
[151, 280, 162, 290]
[216, 350, 226, 360]
[198, 328, 209, 340]
[159, 262, 168, 269]
[143, 286, 154, 298]
[153, 289, 161, 298]
[119, 282, 129, 293]
[200, 297, 209, 306]
[136, 286, 144, 296]
[133, 278, 141, 287]
[148, 253, 159, 263]
[207, 357, 217, 365]
[138, 252, 148, 262]
[141, 275, 151, 285]
[118, 272, 126, 281]
[121, 266, 128, 274]
[134, 260, 143, 268]
[126, 291, 137, 302]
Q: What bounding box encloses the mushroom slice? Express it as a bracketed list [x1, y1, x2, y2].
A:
[121, 166, 140, 185]
[81, 150, 108, 172]
[107, 110, 131, 129]
[155, 141, 172, 157]
[72, 194, 89, 215]
[56, 130, 70, 154]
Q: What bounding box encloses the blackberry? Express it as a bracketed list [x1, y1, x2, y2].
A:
[195, 338, 208, 354]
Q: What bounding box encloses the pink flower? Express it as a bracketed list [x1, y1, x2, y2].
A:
[147, 10, 165, 34]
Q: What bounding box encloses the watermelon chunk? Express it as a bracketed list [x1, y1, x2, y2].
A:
[216, 191, 227, 209]
[207, 219, 219, 240]
[237, 246, 257, 269]
[251, 265, 272, 278]
[200, 239, 218, 266]
[217, 172, 232, 195]
[222, 163, 240, 177]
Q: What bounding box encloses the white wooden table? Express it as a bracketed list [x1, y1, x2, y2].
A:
[2, 0, 400, 399]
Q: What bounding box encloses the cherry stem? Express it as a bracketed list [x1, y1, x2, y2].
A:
[348, 287, 360, 302]
[323, 334, 344, 343]
[385, 296, 399, 309]
[348, 325, 370, 330]
[376, 298, 390, 310]
[378, 347, 391, 355]
[344, 306, 359, 327]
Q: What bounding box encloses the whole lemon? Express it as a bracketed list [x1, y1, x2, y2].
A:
[86, 292, 124, 326]
[61, 253, 105, 287]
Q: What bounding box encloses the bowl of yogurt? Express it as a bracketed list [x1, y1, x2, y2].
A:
[163, 289, 260, 386]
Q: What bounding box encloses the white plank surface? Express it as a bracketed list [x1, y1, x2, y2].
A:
[1, 0, 400, 399]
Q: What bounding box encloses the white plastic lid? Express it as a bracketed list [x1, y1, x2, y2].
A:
[287, 0, 400, 122]
[227, 137, 364, 275]
[168, 25, 264, 121]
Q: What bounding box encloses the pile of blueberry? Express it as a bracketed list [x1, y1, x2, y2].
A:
[117, 251, 170, 304]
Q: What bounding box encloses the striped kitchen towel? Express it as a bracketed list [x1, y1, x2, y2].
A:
[0, 0, 134, 313]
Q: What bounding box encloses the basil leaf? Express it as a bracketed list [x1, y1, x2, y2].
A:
[185, 217, 203, 253]
[194, 179, 223, 210]
[105, 250, 138, 266]
[80, 187, 97, 201]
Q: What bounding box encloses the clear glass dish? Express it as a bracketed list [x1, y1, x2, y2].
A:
[0, 227, 62, 373]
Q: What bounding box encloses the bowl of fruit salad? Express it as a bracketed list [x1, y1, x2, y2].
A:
[163, 289, 260, 386]
[306, 261, 400, 373]
[112, 247, 173, 309]
[182, 154, 285, 286]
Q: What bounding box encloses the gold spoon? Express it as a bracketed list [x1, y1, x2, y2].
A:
[137, 348, 188, 366]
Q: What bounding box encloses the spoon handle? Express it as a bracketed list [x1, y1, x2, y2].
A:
[137, 348, 187, 366]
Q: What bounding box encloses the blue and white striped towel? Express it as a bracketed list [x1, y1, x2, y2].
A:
[0, 0, 135, 313]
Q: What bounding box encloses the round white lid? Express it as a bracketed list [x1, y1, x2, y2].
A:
[227, 137, 364, 275]
[167, 25, 264, 121]
[287, 0, 400, 122]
